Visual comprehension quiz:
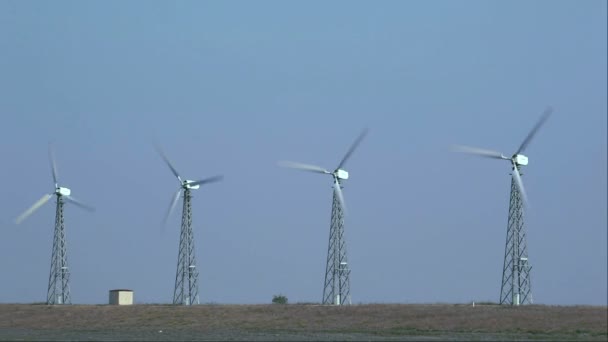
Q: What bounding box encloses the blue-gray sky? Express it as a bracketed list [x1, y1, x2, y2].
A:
[0, 0, 606, 305]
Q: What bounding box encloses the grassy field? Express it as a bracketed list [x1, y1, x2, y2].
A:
[0, 303, 606, 341]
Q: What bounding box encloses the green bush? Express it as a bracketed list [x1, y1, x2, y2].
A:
[272, 294, 288, 304]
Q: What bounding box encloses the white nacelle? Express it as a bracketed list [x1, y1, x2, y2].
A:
[57, 187, 71, 196]
[336, 169, 349, 180]
[515, 154, 528, 166]
[184, 180, 200, 190]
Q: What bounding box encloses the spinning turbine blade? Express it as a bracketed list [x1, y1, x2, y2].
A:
[49, 144, 58, 187]
[516, 106, 553, 155]
[15, 194, 53, 224]
[163, 188, 182, 227]
[337, 128, 369, 170]
[333, 180, 346, 213]
[154, 144, 182, 182]
[65, 196, 95, 212]
[451, 144, 508, 159]
[190, 175, 224, 187]
[511, 163, 528, 206]
[278, 161, 330, 174]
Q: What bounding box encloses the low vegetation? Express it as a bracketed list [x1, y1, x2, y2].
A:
[0, 303, 605, 341]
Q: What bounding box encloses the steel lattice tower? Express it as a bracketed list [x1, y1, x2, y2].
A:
[173, 189, 200, 305]
[154, 143, 223, 306]
[47, 196, 71, 305]
[500, 166, 533, 305]
[322, 181, 351, 305]
[14, 144, 94, 306]
[453, 107, 551, 307]
[278, 128, 367, 306]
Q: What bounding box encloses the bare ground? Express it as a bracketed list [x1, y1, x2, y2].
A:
[0, 303, 606, 341]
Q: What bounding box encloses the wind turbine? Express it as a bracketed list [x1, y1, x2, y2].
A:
[15, 144, 94, 305]
[453, 107, 552, 306]
[155, 144, 223, 305]
[279, 128, 368, 305]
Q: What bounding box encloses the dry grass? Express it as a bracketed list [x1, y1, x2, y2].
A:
[0, 303, 606, 341]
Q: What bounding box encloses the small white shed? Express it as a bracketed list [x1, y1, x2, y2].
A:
[109, 289, 134, 305]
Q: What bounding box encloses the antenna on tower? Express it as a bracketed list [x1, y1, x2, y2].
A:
[452, 107, 552, 306]
[155, 143, 223, 305]
[14, 143, 94, 305]
[278, 128, 368, 305]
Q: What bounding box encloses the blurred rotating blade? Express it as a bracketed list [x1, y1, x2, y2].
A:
[511, 162, 529, 207]
[337, 128, 369, 170]
[189, 175, 224, 187]
[277, 161, 330, 174]
[333, 180, 347, 213]
[154, 143, 182, 182]
[516, 106, 553, 155]
[15, 194, 53, 224]
[451, 144, 508, 160]
[65, 196, 95, 212]
[163, 188, 182, 228]
[49, 144, 58, 187]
